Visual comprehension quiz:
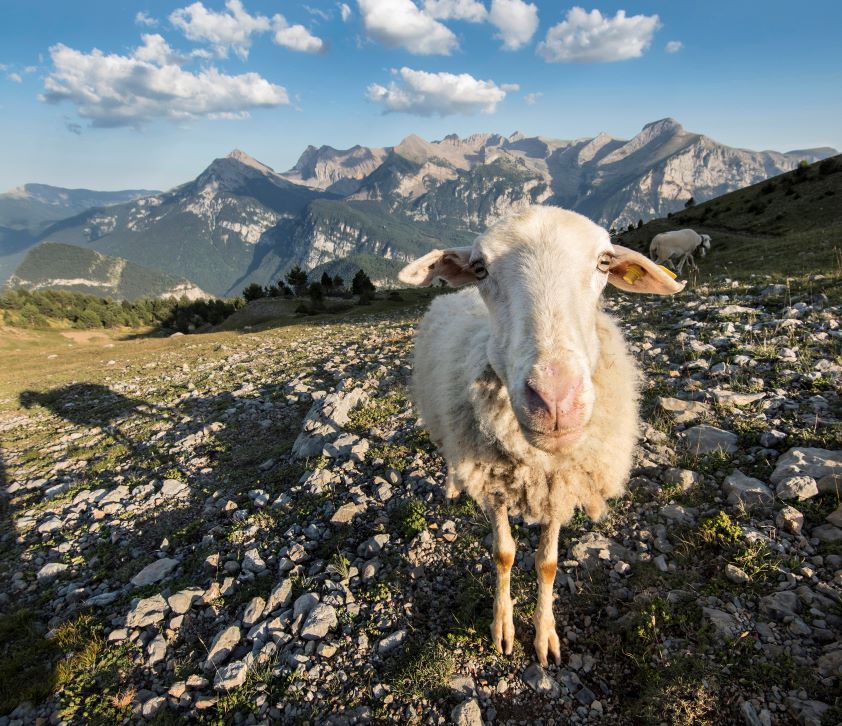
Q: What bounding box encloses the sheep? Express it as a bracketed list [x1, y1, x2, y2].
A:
[398, 206, 684, 665]
[649, 229, 711, 274]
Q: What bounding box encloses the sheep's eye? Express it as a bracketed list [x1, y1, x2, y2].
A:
[597, 253, 613, 273]
[471, 259, 488, 279]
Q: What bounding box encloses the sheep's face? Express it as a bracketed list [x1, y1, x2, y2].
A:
[399, 206, 685, 453]
[699, 236, 711, 256]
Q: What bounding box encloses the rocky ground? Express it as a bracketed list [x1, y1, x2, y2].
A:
[0, 274, 840, 726]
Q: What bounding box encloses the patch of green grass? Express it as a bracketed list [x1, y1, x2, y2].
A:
[0, 610, 60, 714]
[345, 390, 407, 433]
[391, 498, 427, 539]
[385, 637, 457, 700]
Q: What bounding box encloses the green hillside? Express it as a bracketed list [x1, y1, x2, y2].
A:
[619, 155, 842, 278]
[9, 242, 205, 301]
[306, 252, 407, 285]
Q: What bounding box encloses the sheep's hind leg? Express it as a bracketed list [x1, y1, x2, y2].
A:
[489, 505, 516, 655]
[533, 519, 562, 666]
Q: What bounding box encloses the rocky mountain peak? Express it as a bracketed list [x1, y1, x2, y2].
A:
[226, 149, 275, 174]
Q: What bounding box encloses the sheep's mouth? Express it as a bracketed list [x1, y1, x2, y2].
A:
[522, 424, 584, 449]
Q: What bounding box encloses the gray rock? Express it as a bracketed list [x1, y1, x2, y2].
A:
[160, 478, 189, 499]
[711, 389, 765, 406]
[451, 699, 483, 726]
[126, 594, 169, 628]
[657, 397, 710, 423]
[662, 468, 699, 490]
[776, 505, 804, 535]
[146, 633, 167, 667]
[450, 698, 483, 726]
[825, 505, 842, 528]
[660, 504, 695, 525]
[377, 629, 406, 654]
[812, 524, 842, 543]
[703, 607, 741, 640]
[266, 580, 293, 612]
[205, 625, 241, 668]
[760, 430, 787, 448]
[167, 587, 204, 615]
[131, 557, 178, 587]
[759, 591, 800, 620]
[358, 534, 389, 558]
[570, 532, 632, 567]
[522, 663, 560, 698]
[722, 470, 773, 507]
[815, 648, 842, 678]
[141, 696, 165, 719]
[301, 603, 337, 640]
[775, 475, 819, 501]
[682, 425, 738, 455]
[242, 548, 266, 572]
[449, 674, 476, 698]
[293, 592, 320, 620]
[331, 502, 364, 524]
[770, 447, 842, 485]
[242, 596, 266, 628]
[37, 562, 68, 582]
[85, 591, 119, 607]
[725, 564, 750, 584]
[214, 660, 249, 691]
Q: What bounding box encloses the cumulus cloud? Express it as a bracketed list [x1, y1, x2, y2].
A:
[339, 3, 352, 21]
[523, 91, 542, 105]
[135, 11, 158, 27]
[665, 40, 683, 53]
[40, 37, 288, 128]
[489, 0, 539, 50]
[367, 67, 515, 116]
[272, 14, 325, 52]
[170, 0, 270, 59]
[357, 0, 458, 55]
[424, 0, 488, 22]
[538, 7, 660, 63]
[7, 72, 22, 83]
[24, 65, 38, 73]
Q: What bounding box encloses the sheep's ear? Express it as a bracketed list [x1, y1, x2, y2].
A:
[607, 245, 686, 295]
[398, 247, 477, 287]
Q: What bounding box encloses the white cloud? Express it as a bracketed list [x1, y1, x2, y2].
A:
[424, 0, 488, 22]
[170, 0, 270, 60]
[339, 3, 352, 21]
[489, 0, 539, 50]
[538, 7, 661, 63]
[367, 67, 515, 116]
[135, 11, 158, 27]
[523, 91, 542, 105]
[40, 38, 288, 128]
[665, 40, 683, 53]
[272, 16, 325, 53]
[24, 65, 38, 73]
[357, 0, 458, 55]
[7, 73, 22, 83]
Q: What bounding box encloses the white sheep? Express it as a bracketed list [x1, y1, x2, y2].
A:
[399, 206, 684, 666]
[649, 229, 711, 274]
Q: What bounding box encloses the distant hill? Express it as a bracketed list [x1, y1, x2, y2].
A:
[618, 155, 842, 277]
[0, 184, 157, 287]
[8, 242, 208, 301]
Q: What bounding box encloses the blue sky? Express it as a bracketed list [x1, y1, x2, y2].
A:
[1, 0, 840, 191]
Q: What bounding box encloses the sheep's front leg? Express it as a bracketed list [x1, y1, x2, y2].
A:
[490, 505, 516, 655]
[533, 520, 561, 666]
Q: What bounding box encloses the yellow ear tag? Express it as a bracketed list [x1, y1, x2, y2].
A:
[657, 265, 677, 279]
[622, 264, 645, 285]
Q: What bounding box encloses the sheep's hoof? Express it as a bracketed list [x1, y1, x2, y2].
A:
[533, 626, 561, 667]
[491, 613, 515, 656]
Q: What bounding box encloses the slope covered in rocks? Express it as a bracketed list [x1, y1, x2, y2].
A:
[0, 273, 840, 724]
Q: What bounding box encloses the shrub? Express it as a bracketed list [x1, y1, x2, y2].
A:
[242, 283, 266, 302]
[351, 269, 376, 296]
[285, 266, 308, 296]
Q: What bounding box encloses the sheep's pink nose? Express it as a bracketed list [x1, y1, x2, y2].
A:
[525, 368, 582, 427]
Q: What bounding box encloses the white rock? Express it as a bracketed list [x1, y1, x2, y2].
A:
[769, 447, 842, 485]
[214, 659, 249, 691]
[681, 425, 738, 455]
[300, 603, 337, 640]
[167, 587, 204, 615]
[242, 596, 266, 628]
[205, 625, 241, 668]
[126, 594, 169, 628]
[37, 562, 68, 582]
[775, 475, 819, 501]
[451, 698, 483, 726]
[131, 557, 178, 587]
[722, 470, 773, 507]
[377, 629, 406, 654]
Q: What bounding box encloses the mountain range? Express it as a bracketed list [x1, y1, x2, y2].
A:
[2, 119, 835, 298]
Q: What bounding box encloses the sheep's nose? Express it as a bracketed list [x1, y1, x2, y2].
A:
[524, 368, 582, 424]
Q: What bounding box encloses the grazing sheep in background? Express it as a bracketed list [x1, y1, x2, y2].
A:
[649, 229, 711, 274]
[399, 206, 684, 665]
